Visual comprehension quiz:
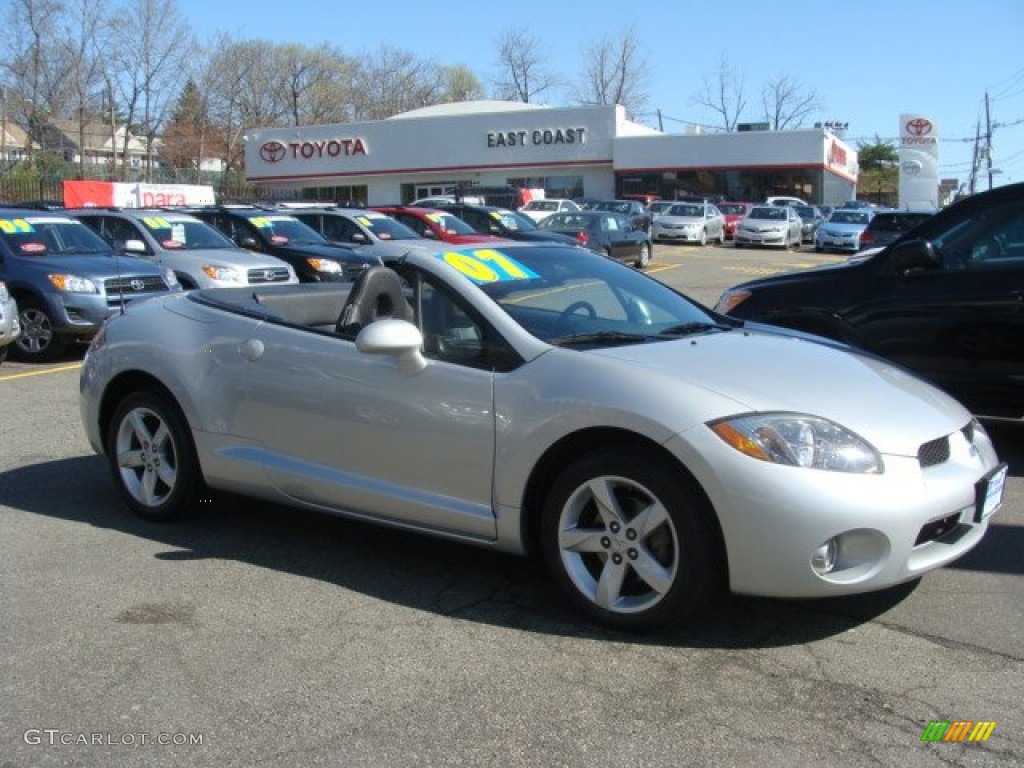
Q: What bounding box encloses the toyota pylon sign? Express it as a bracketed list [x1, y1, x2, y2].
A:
[898, 114, 939, 209]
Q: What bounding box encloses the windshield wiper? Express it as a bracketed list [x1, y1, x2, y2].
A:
[548, 330, 657, 347]
[656, 321, 734, 337]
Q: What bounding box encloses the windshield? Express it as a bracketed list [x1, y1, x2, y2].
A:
[747, 207, 787, 220]
[247, 214, 327, 245]
[667, 204, 702, 217]
[424, 211, 478, 235]
[828, 211, 871, 224]
[537, 212, 592, 231]
[491, 209, 537, 231]
[142, 216, 237, 250]
[358, 213, 420, 241]
[590, 201, 633, 214]
[718, 204, 748, 216]
[0, 215, 112, 255]
[440, 244, 726, 346]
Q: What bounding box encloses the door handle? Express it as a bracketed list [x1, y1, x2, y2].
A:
[238, 338, 265, 361]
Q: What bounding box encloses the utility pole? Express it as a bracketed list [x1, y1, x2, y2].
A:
[969, 121, 980, 195]
[985, 90, 994, 190]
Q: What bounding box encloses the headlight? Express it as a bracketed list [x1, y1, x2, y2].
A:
[306, 258, 342, 273]
[709, 413, 882, 473]
[0, 281, 8, 301]
[714, 289, 750, 314]
[48, 274, 98, 293]
[201, 265, 243, 282]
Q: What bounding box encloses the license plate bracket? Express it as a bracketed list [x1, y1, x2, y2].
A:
[974, 463, 1007, 522]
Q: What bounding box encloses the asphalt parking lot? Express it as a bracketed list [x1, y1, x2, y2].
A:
[1, 242, 1021, 768]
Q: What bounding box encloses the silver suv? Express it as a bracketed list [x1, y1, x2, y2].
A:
[72, 209, 297, 289]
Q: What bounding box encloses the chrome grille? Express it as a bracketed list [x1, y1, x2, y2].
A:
[247, 267, 291, 284]
[917, 436, 950, 468]
[105, 275, 168, 294]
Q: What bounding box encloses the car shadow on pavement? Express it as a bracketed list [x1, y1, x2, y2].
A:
[0, 453, 1010, 650]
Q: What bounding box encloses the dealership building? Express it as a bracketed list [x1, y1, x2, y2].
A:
[243, 101, 858, 207]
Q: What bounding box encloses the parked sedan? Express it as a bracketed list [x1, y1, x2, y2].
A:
[372, 206, 506, 245]
[792, 205, 825, 243]
[814, 209, 875, 253]
[81, 242, 1004, 631]
[717, 181, 1024, 418]
[518, 198, 580, 222]
[857, 210, 935, 250]
[734, 205, 803, 249]
[432, 203, 577, 245]
[651, 202, 725, 245]
[717, 202, 753, 240]
[0, 280, 20, 363]
[537, 210, 652, 267]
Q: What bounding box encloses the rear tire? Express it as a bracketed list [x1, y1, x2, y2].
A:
[106, 389, 203, 521]
[634, 242, 651, 269]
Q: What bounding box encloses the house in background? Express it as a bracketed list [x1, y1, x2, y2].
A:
[0, 122, 33, 166]
[36, 119, 153, 174]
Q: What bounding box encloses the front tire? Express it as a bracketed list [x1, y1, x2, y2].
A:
[540, 449, 722, 630]
[634, 242, 651, 269]
[14, 299, 66, 362]
[106, 389, 203, 521]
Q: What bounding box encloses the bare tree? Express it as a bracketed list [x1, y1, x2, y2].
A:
[761, 74, 821, 130]
[350, 46, 440, 120]
[109, 0, 194, 180]
[57, 0, 107, 178]
[491, 27, 558, 103]
[691, 54, 746, 131]
[0, 0, 66, 164]
[436, 64, 485, 104]
[274, 43, 356, 127]
[574, 26, 649, 118]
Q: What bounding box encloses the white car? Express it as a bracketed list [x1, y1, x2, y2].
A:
[651, 202, 726, 245]
[518, 198, 580, 223]
[734, 205, 804, 249]
[80, 242, 1004, 630]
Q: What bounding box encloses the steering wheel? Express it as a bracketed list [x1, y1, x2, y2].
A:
[555, 300, 598, 331]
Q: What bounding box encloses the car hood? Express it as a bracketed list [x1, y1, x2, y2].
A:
[168, 247, 289, 268]
[819, 222, 868, 234]
[16, 253, 165, 277]
[657, 215, 704, 225]
[740, 219, 789, 230]
[589, 328, 968, 455]
[279, 242, 379, 265]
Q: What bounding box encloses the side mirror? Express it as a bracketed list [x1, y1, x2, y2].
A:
[355, 318, 427, 376]
[888, 238, 941, 275]
[124, 239, 147, 253]
[422, 229, 438, 240]
[350, 232, 369, 244]
[238, 237, 260, 250]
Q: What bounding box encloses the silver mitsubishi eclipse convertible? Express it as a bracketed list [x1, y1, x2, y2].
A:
[79, 242, 1005, 630]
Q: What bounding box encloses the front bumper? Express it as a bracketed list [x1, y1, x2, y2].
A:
[667, 420, 1001, 598]
[735, 230, 788, 247]
[815, 233, 861, 252]
[652, 226, 703, 242]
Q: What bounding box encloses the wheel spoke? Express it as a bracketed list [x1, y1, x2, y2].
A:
[117, 449, 145, 469]
[156, 461, 176, 489]
[152, 422, 170, 452]
[128, 411, 153, 444]
[587, 477, 623, 526]
[631, 548, 674, 595]
[631, 500, 670, 538]
[559, 526, 607, 553]
[594, 557, 628, 609]
[140, 467, 158, 505]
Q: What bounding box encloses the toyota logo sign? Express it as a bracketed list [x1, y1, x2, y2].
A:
[905, 118, 933, 137]
[260, 141, 287, 163]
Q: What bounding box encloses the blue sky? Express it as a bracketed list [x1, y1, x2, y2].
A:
[177, 0, 1024, 190]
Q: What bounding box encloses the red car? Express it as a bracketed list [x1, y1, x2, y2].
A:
[372, 206, 505, 245]
[717, 202, 754, 240]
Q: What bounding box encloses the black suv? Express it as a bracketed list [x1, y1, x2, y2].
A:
[428, 203, 576, 245]
[185, 206, 379, 282]
[858, 209, 936, 250]
[716, 182, 1024, 418]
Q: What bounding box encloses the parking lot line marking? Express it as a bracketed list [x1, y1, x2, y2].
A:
[0, 362, 83, 382]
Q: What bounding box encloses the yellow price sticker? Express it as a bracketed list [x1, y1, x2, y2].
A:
[142, 216, 171, 229]
[440, 249, 539, 284]
[0, 218, 34, 234]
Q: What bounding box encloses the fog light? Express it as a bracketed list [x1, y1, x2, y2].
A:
[811, 538, 839, 574]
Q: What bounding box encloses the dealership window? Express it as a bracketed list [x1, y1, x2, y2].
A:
[615, 169, 846, 206]
[301, 185, 368, 206]
[506, 175, 583, 200]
